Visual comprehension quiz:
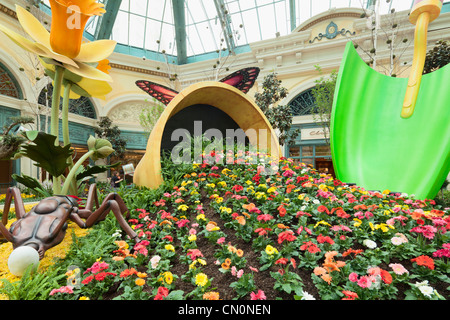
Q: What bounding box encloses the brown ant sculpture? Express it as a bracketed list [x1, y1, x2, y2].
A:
[0, 184, 140, 274]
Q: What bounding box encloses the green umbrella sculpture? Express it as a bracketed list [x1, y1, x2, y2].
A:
[330, 0, 449, 200]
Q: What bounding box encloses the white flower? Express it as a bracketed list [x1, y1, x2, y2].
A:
[418, 285, 434, 298]
[300, 291, 316, 300]
[390, 236, 406, 246]
[150, 255, 161, 269]
[414, 280, 430, 288]
[363, 239, 377, 249]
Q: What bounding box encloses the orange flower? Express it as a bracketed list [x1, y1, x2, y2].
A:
[49, 0, 106, 58]
[242, 212, 251, 219]
[159, 220, 172, 227]
[243, 203, 256, 211]
[236, 249, 244, 257]
[313, 267, 327, 276]
[276, 223, 289, 229]
[321, 273, 332, 284]
[203, 292, 220, 300]
[236, 215, 246, 226]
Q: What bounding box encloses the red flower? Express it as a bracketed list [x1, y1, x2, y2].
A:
[277, 230, 297, 244]
[300, 241, 321, 254]
[317, 205, 330, 214]
[342, 290, 358, 300]
[275, 258, 289, 265]
[232, 185, 244, 193]
[81, 275, 94, 285]
[94, 271, 116, 281]
[277, 205, 287, 217]
[380, 269, 392, 285]
[317, 234, 335, 245]
[411, 255, 435, 270]
[154, 286, 169, 300]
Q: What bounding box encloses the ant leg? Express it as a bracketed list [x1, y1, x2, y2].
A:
[0, 188, 19, 242]
[84, 183, 99, 212]
[84, 199, 139, 242]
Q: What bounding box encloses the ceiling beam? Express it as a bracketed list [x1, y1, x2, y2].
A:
[172, 0, 187, 64]
[95, 0, 122, 40]
[213, 0, 236, 54]
[289, 0, 296, 31]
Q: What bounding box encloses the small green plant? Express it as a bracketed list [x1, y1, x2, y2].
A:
[0, 266, 65, 300]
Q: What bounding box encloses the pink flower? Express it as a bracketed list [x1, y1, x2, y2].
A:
[50, 286, 74, 296]
[349, 272, 359, 282]
[176, 219, 190, 228]
[217, 237, 225, 245]
[357, 275, 372, 289]
[389, 263, 409, 275]
[250, 290, 266, 300]
[84, 261, 109, 274]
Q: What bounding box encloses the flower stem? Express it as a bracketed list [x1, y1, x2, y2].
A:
[61, 150, 94, 195]
[62, 82, 78, 195]
[51, 66, 65, 195]
[62, 82, 72, 147]
[51, 66, 64, 143]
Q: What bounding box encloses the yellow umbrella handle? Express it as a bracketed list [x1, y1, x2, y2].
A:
[402, 0, 443, 119]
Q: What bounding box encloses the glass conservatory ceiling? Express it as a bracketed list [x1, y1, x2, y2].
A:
[40, 0, 449, 64]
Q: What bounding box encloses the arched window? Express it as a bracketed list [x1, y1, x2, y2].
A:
[38, 84, 97, 119]
[0, 62, 22, 99]
[289, 87, 316, 116]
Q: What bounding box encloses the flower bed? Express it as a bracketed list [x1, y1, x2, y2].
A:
[1, 155, 449, 300]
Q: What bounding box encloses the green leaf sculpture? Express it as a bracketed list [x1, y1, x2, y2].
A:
[21, 131, 73, 178]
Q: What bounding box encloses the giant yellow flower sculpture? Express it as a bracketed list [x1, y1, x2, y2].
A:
[0, 4, 115, 82]
[0, 1, 117, 196]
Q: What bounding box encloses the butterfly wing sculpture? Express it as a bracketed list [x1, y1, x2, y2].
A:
[136, 67, 260, 105]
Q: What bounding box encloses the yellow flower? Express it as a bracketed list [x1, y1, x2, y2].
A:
[161, 271, 174, 284]
[215, 197, 224, 204]
[135, 278, 145, 286]
[178, 204, 189, 211]
[188, 234, 197, 241]
[0, 5, 115, 82]
[267, 187, 277, 193]
[217, 181, 227, 188]
[165, 244, 175, 252]
[196, 214, 206, 221]
[353, 218, 362, 227]
[265, 245, 278, 255]
[195, 273, 208, 287]
[79, 296, 90, 300]
[314, 220, 331, 228]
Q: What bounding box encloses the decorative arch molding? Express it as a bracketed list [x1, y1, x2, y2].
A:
[0, 50, 34, 102]
[102, 93, 157, 118]
[281, 76, 323, 117]
[294, 7, 364, 33]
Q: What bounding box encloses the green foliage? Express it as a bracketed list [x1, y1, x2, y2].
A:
[254, 72, 299, 146]
[424, 40, 450, 74]
[12, 173, 52, 197]
[0, 266, 65, 300]
[0, 116, 34, 160]
[139, 100, 165, 137]
[310, 66, 338, 145]
[20, 130, 73, 177]
[94, 117, 127, 159]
